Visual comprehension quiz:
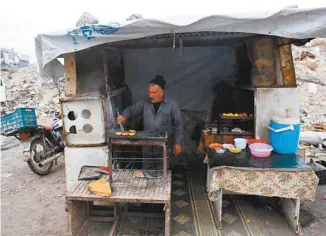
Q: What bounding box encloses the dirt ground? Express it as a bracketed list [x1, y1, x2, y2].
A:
[1, 136, 69, 236]
[1, 136, 326, 236]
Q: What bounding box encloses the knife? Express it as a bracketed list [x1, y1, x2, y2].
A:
[116, 107, 125, 131]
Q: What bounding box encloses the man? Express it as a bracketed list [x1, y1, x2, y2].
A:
[117, 75, 183, 169]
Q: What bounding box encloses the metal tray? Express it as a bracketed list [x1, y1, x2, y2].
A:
[78, 165, 109, 181]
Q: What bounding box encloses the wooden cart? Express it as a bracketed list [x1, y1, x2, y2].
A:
[66, 131, 172, 236]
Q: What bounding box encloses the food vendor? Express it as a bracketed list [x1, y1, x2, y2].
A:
[117, 75, 184, 169]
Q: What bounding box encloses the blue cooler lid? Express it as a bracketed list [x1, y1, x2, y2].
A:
[272, 116, 300, 125]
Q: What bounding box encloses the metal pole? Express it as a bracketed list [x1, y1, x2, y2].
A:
[163, 144, 167, 181]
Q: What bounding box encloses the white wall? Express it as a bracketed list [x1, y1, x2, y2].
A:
[65, 146, 108, 193]
[255, 88, 300, 140]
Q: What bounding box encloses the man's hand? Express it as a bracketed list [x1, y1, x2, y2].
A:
[174, 144, 182, 156]
[117, 115, 127, 124]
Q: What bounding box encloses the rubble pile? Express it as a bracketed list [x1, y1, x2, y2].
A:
[0, 65, 64, 121]
[293, 38, 326, 125]
[75, 12, 99, 26]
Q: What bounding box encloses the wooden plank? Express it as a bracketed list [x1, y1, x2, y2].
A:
[141, 178, 148, 197]
[249, 36, 277, 86]
[278, 38, 297, 87]
[122, 212, 164, 218]
[72, 181, 84, 195]
[87, 216, 115, 222]
[64, 53, 77, 97]
[212, 189, 223, 229]
[76, 182, 88, 196]
[108, 212, 121, 236]
[81, 182, 90, 196]
[164, 203, 171, 236]
[69, 201, 87, 236]
[74, 182, 87, 196]
[281, 198, 302, 234]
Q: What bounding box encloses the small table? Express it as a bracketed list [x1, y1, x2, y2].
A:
[66, 170, 172, 236]
[205, 150, 318, 234]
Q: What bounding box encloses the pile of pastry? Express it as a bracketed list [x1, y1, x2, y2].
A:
[115, 130, 137, 136]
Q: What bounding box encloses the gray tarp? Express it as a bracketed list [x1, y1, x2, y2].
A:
[35, 7, 326, 78]
[124, 47, 236, 111]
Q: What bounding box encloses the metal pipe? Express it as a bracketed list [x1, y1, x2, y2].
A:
[39, 152, 63, 167]
[163, 144, 167, 182]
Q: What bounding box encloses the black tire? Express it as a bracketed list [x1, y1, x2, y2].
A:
[27, 138, 53, 176]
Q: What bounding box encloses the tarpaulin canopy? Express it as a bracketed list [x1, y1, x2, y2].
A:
[35, 7, 326, 78]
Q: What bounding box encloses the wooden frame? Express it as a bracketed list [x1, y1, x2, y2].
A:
[67, 170, 172, 236]
[64, 53, 77, 97]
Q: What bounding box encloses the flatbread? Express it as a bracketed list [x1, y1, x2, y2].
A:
[115, 130, 136, 136]
[133, 169, 145, 178]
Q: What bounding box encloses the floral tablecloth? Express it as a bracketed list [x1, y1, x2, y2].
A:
[208, 166, 319, 201]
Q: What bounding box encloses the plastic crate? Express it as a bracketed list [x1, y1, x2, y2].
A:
[0, 108, 38, 135]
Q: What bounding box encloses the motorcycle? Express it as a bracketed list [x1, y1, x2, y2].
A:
[20, 112, 65, 175]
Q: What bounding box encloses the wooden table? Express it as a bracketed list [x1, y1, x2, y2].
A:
[205, 150, 317, 235]
[66, 170, 172, 236]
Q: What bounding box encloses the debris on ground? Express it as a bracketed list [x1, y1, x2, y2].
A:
[293, 38, 326, 125]
[0, 65, 64, 122]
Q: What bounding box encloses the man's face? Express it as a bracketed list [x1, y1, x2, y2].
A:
[148, 84, 164, 104]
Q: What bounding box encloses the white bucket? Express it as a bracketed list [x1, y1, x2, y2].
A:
[234, 138, 247, 149]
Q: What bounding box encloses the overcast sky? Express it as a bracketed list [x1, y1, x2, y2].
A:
[1, 0, 325, 62]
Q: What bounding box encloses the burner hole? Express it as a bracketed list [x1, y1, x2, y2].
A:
[69, 125, 77, 134]
[67, 111, 76, 120]
[81, 109, 91, 119]
[82, 124, 93, 133]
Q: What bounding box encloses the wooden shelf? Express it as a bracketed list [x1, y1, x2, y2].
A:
[220, 132, 254, 136]
[220, 116, 253, 120]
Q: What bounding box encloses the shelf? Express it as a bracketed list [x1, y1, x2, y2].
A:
[220, 132, 254, 136]
[220, 116, 253, 120]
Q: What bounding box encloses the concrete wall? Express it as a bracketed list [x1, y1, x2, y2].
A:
[255, 88, 300, 140]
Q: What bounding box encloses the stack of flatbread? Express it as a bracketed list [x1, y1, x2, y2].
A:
[88, 178, 112, 197]
[115, 130, 137, 136]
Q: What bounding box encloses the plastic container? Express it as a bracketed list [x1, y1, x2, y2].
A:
[215, 148, 226, 154]
[249, 143, 273, 158]
[209, 143, 223, 149]
[267, 116, 300, 154]
[0, 108, 38, 135]
[234, 138, 247, 149]
[223, 144, 234, 150]
[247, 139, 267, 145]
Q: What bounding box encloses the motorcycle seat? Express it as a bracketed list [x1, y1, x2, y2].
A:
[41, 125, 52, 131]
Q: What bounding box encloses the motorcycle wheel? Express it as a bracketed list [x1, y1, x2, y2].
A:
[27, 138, 53, 176]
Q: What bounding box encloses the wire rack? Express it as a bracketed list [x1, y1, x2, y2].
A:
[108, 131, 169, 181]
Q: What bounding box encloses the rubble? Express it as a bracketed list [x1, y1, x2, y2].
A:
[1, 48, 29, 69]
[0, 65, 64, 122]
[75, 12, 99, 26]
[293, 39, 326, 125]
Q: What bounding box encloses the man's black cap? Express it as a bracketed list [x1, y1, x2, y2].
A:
[149, 75, 166, 90]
